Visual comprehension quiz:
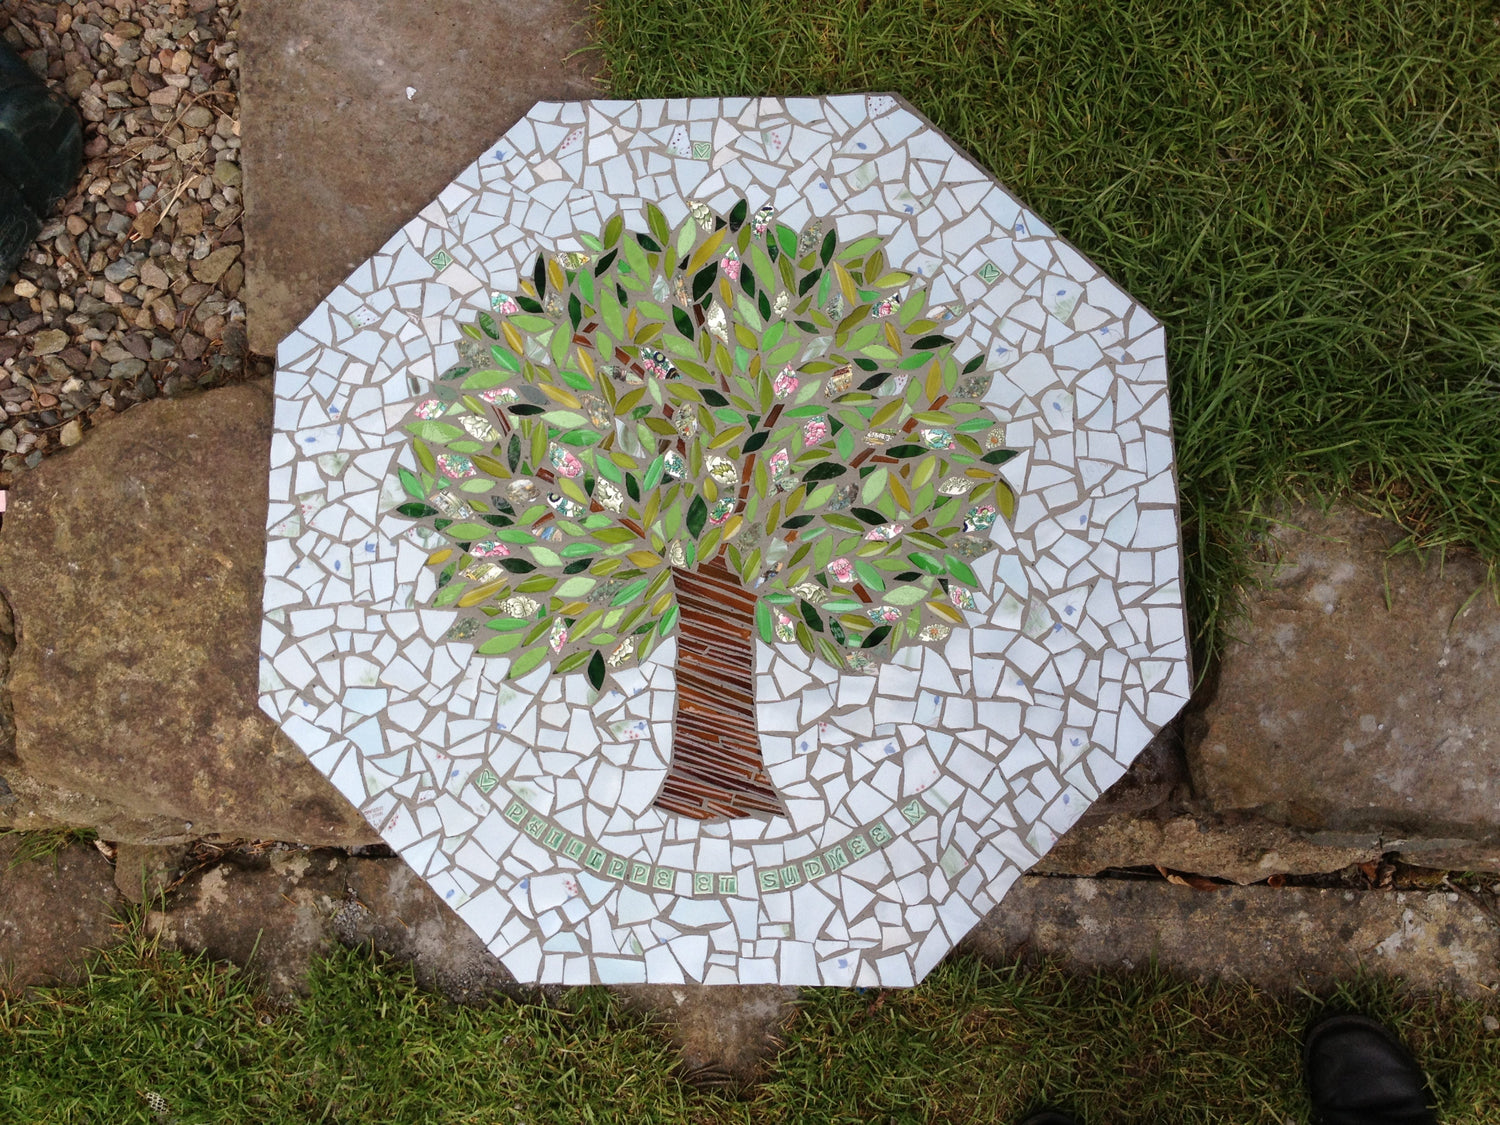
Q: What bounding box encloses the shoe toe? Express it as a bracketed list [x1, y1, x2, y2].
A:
[1305, 1015, 1436, 1125]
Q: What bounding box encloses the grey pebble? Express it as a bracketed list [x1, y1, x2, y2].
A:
[103, 257, 139, 284]
[109, 358, 147, 380]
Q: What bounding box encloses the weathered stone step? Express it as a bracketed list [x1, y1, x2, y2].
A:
[1191, 506, 1500, 862]
[966, 874, 1500, 1000]
[0, 383, 373, 845]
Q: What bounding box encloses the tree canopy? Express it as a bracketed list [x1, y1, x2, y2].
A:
[396, 200, 1017, 690]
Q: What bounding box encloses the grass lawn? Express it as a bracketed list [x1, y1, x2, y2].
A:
[1, 937, 1497, 1123]
[595, 0, 1500, 667]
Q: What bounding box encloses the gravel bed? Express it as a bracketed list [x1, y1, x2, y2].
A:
[0, 0, 265, 482]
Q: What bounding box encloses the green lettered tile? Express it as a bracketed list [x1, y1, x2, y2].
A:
[718, 874, 738, 895]
[758, 869, 779, 892]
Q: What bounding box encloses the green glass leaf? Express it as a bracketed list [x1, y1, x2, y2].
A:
[458, 369, 508, 392]
[611, 577, 650, 607]
[576, 267, 596, 307]
[407, 420, 464, 443]
[800, 599, 824, 631]
[549, 322, 570, 366]
[657, 602, 680, 637]
[819, 229, 837, 266]
[854, 559, 885, 591]
[686, 494, 708, 538]
[754, 598, 773, 643]
[692, 265, 717, 303]
[510, 314, 553, 333]
[838, 236, 882, 261]
[586, 649, 606, 690]
[486, 617, 531, 633]
[478, 631, 528, 655]
[945, 555, 979, 587]
[508, 645, 551, 679]
[604, 213, 624, 250]
[884, 584, 929, 606]
[623, 236, 650, 285]
[647, 203, 670, 247]
[397, 467, 425, 499]
[551, 650, 588, 675]
[907, 550, 945, 575]
[767, 339, 801, 367]
[444, 521, 492, 539]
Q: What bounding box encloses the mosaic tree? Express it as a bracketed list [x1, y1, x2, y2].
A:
[397, 200, 1016, 819]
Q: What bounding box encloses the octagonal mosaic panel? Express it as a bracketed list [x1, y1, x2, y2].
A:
[259, 94, 1191, 986]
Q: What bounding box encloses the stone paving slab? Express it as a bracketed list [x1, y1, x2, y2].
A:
[1034, 812, 1384, 885]
[0, 382, 374, 845]
[968, 875, 1500, 1000]
[146, 847, 351, 994]
[0, 834, 123, 990]
[240, 0, 599, 354]
[1193, 507, 1500, 853]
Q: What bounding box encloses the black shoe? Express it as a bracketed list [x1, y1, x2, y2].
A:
[1304, 1013, 1437, 1125]
[0, 41, 82, 282]
[1018, 1113, 1078, 1125]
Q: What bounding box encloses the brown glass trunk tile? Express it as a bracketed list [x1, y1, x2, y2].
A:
[654, 555, 785, 820]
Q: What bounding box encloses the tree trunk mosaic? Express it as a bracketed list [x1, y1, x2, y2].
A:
[656, 556, 780, 819]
